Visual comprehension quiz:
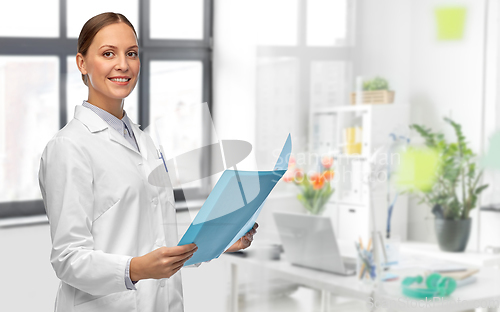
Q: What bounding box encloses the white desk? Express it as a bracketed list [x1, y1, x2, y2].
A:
[336, 240, 500, 268]
[377, 268, 500, 312]
[401, 242, 500, 268]
[223, 243, 500, 312]
[222, 253, 371, 312]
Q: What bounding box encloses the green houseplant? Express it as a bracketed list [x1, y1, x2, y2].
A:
[363, 76, 390, 91]
[351, 76, 394, 104]
[409, 117, 488, 251]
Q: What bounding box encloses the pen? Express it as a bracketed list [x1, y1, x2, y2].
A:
[355, 242, 371, 279]
[157, 146, 168, 173]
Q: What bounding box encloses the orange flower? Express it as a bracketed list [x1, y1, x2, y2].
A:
[322, 170, 334, 181]
[321, 156, 334, 169]
[310, 172, 325, 190]
[309, 172, 320, 183]
[312, 177, 325, 190]
[283, 173, 294, 183]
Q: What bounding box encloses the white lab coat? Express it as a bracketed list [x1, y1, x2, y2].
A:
[38, 105, 184, 312]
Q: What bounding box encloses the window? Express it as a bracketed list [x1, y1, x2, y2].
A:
[0, 0, 213, 219]
[254, 0, 356, 163]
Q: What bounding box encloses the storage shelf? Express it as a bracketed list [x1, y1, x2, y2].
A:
[311, 103, 398, 115]
[310, 102, 410, 242]
[333, 154, 367, 160]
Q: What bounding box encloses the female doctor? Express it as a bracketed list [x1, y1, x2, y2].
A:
[38, 12, 257, 312]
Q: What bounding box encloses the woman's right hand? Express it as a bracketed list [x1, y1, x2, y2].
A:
[130, 243, 197, 281]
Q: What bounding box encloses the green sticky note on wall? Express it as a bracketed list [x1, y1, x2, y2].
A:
[435, 7, 467, 40]
[482, 131, 500, 170]
[396, 147, 440, 192]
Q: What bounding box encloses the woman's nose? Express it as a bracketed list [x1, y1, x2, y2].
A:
[115, 55, 129, 71]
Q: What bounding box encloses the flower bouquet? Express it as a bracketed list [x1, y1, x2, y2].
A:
[284, 156, 335, 215]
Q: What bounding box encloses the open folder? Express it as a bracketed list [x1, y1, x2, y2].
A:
[178, 134, 292, 266]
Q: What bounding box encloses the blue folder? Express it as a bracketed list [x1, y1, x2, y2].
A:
[178, 134, 291, 266]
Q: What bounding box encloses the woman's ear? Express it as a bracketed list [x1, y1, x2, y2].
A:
[76, 53, 87, 75]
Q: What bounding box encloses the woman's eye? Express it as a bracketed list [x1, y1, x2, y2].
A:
[128, 51, 138, 57]
[103, 52, 114, 57]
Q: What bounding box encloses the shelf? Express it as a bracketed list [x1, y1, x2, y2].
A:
[311, 103, 408, 115]
[312, 105, 369, 115]
[310, 102, 410, 242]
[333, 154, 367, 160]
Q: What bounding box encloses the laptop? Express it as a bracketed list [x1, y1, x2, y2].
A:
[273, 211, 356, 276]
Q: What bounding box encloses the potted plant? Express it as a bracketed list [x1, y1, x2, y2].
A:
[351, 76, 395, 105]
[409, 117, 488, 252]
[284, 156, 335, 215]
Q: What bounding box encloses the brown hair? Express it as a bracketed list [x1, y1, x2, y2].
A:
[77, 12, 138, 86]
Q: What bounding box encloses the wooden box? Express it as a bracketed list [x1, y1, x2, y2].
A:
[350, 90, 395, 105]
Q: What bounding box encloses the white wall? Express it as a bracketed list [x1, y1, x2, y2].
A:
[0, 224, 59, 311]
[356, 0, 412, 104]
[357, 0, 487, 246]
[408, 0, 485, 248]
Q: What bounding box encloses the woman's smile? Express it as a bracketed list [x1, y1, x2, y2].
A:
[108, 76, 132, 85]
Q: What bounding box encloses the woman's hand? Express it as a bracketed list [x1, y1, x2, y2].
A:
[225, 223, 258, 253]
[130, 243, 197, 281]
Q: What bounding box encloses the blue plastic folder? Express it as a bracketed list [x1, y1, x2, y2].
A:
[178, 134, 291, 266]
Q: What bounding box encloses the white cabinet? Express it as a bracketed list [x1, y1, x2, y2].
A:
[338, 204, 369, 243]
[311, 104, 409, 242]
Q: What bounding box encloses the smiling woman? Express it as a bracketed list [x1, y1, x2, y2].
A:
[38, 12, 255, 312]
[76, 13, 140, 118]
[39, 13, 196, 312]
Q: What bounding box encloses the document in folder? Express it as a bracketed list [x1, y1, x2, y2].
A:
[178, 134, 291, 266]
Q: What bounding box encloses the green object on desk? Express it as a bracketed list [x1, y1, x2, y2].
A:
[401, 273, 456, 299]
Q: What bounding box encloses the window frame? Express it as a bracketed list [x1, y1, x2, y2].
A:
[0, 0, 213, 219]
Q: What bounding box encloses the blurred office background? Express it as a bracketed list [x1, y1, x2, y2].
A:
[2, 0, 500, 311]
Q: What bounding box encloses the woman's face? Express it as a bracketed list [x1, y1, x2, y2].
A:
[77, 22, 140, 103]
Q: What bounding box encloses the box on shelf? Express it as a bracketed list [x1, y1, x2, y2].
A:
[350, 90, 395, 105]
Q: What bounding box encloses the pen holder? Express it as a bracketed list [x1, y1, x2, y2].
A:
[356, 247, 376, 284]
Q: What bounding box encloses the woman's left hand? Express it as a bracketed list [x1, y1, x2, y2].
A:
[225, 223, 258, 253]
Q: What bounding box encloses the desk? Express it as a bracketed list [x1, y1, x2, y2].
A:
[377, 268, 500, 312]
[222, 253, 371, 312]
[223, 247, 500, 312]
[401, 242, 500, 267]
[336, 240, 500, 268]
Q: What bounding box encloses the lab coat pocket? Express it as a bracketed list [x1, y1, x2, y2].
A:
[146, 158, 173, 189]
[74, 290, 135, 312]
[93, 198, 121, 222]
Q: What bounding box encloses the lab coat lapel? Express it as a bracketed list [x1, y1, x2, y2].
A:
[130, 122, 149, 160]
[74, 105, 143, 157]
[107, 129, 143, 157]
